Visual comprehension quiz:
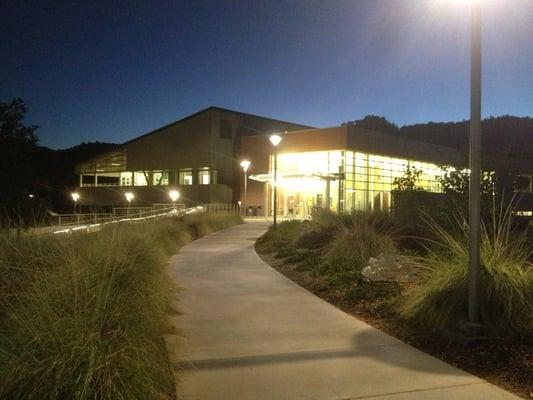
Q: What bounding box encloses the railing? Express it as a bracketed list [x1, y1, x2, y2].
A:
[55, 213, 113, 226]
[49, 203, 239, 235]
[204, 203, 239, 214]
[112, 207, 153, 219]
[153, 203, 186, 210]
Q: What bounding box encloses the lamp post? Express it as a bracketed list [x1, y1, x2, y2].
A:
[169, 189, 180, 208]
[269, 134, 282, 228]
[240, 160, 251, 217]
[125, 192, 134, 216]
[467, 0, 482, 331]
[71, 192, 80, 214]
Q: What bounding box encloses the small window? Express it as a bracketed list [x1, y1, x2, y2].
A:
[179, 169, 193, 185]
[220, 120, 232, 139]
[198, 167, 210, 185]
[134, 171, 148, 186]
[153, 171, 169, 186]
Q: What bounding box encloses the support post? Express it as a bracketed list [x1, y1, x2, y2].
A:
[468, 0, 482, 330]
[273, 151, 278, 228]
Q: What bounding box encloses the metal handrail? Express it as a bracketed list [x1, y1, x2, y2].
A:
[50, 203, 239, 235]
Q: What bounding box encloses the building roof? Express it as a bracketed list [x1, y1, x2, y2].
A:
[121, 106, 314, 147]
[76, 106, 313, 172]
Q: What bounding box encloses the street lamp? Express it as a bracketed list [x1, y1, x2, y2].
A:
[125, 191, 134, 216]
[240, 160, 251, 217]
[71, 192, 80, 214]
[269, 134, 282, 228]
[467, 0, 482, 333]
[169, 189, 180, 207]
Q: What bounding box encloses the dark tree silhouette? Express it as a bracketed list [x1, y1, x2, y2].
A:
[342, 115, 400, 136]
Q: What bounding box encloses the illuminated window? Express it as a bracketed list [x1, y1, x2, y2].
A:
[134, 172, 148, 186]
[179, 169, 193, 185]
[198, 167, 211, 185]
[153, 171, 169, 186]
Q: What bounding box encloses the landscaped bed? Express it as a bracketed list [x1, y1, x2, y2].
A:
[255, 210, 532, 399]
[0, 212, 241, 400]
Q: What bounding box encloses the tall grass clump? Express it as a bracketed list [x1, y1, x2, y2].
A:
[255, 220, 303, 255]
[400, 213, 533, 338]
[321, 211, 397, 280]
[0, 212, 241, 399]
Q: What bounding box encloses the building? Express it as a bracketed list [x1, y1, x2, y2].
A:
[76, 106, 532, 215]
[75, 107, 311, 208]
[239, 125, 463, 217]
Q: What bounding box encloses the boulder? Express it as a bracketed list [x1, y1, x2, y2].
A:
[361, 254, 420, 283]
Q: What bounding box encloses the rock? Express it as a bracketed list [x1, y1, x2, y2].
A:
[361, 254, 420, 283]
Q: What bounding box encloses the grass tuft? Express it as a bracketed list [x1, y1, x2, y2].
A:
[400, 214, 533, 338]
[0, 212, 241, 399]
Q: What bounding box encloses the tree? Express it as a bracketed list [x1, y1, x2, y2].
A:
[0, 98, 41, 226]
[342, 115, 400, 136]
[393, 166, 424, 191]
[438, 167, 495, 196]
[0, 98, 38, 144]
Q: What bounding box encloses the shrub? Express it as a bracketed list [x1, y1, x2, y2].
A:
[0, 213, 240, 399]
[400, 215, 533, 338]
[323, 213, 397, 276]
[255, 220, 302, 254]
[294, 226, 335, 249]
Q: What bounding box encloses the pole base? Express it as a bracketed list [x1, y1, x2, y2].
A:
[447, 321, 486, 347]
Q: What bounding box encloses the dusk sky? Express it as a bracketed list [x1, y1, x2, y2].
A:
[1, 0, 532, 149]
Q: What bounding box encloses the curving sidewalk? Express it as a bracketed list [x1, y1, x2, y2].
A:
[165, 221, 519, 400]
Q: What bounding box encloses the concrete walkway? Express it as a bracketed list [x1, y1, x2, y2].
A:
[166, 221, 518, 400]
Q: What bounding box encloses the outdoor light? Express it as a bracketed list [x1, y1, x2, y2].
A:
[28, 194, 34, 198]
[71, 192, 80, 214]
[269, 134, 282, 147]
[269, 134, 283, 228]
[240, 159, 251, 172]
[240, 160, 251, 217]
[125, 192, 134, 203]
[169, 189, 180, 203]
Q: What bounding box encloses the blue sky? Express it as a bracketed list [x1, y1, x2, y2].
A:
[1, 0, 532, 149]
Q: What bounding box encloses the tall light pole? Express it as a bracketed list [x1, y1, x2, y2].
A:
[169, 189, 180, 208]
[125, 191, 134, 216]
[269, 134, 282, 228]
[468, 0, 482, 330]
[71, 192, 80, 214]
[240, 160, 251, 217]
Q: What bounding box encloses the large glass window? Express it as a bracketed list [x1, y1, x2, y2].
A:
[179, 169, 193, 185]
[198, 167, 211, 185]
[262, 149, 444, 216]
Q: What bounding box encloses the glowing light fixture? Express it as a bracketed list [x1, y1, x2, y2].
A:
[125, 192, 134, 203]
[168, 190, 180, 203]
[71, 192, 80, 202]
[269, 134, 282, 147]
[240, 160, 251, 172]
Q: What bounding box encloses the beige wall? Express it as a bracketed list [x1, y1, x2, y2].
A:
[126, 112, 213, 171]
